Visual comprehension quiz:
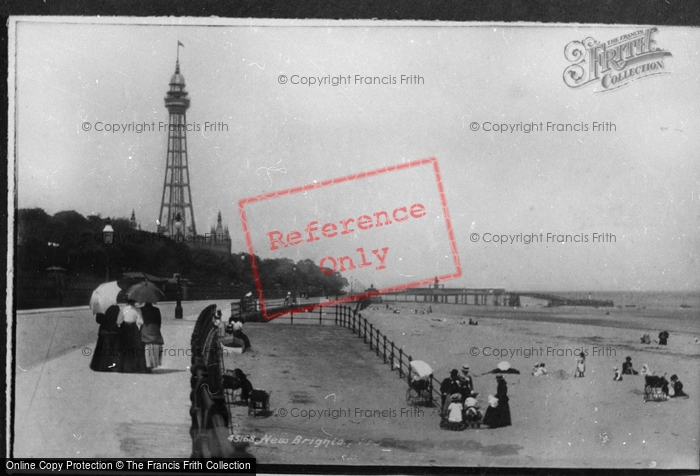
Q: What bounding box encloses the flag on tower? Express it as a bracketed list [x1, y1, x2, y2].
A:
[178, 41, 184, 48]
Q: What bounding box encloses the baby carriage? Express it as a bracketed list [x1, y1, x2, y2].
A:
[463, 396, 482, 429]
[406, 360, 434, 407]
[643, 375, 669, 402]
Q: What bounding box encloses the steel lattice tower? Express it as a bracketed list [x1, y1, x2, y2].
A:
[158, 50, 196, 238]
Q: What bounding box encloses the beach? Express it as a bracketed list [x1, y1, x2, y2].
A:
[358, 302, 700, 468]
[231, 301, 699, 469]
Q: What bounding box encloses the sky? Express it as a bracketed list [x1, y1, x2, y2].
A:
[11, 18, 700, 292]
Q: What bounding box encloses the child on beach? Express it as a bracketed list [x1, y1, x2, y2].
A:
[622, 356, 638, 375]
[574, 352, 586, 378]
[532, 363, 548, 377]
[670, 375, 688, 398]
[613, 367, 623, 381]
[440, 394, 466, 431]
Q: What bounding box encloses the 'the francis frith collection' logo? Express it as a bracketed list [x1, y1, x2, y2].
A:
[563, 28, 672, 92]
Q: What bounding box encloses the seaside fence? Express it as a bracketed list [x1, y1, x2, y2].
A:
[276, 305, 440, 407]
[191, 303, 440, 456]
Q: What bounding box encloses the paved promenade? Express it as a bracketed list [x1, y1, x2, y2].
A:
[12, 301, 232, 458]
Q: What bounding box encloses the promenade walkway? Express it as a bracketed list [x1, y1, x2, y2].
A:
[12, 301, 230, 458]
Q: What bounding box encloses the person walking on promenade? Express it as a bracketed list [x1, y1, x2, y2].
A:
[116, 299, 146, 373]
[90, 305, 120, 372]
[658, 330, 669, 346]
[141, 303, 164, 372]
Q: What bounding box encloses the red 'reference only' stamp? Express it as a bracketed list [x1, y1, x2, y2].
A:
[238, 157, 461, 321]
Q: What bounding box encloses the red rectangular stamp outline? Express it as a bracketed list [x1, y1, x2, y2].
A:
[238, 157, 461, 321]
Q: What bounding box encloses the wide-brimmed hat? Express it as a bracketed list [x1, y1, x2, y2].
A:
[450, 369, 459, 376]
[625, 356, 632, 361]
[461, 364, 470, 371]
[451, 393, 461, 401]
[496, 375, 504, 380]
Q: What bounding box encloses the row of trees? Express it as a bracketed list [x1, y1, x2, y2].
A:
[16, 208, 349, 300]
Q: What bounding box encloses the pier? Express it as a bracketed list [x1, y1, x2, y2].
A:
[383, 287, 613, 308]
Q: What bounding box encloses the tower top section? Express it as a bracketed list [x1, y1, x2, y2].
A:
[165, 60, 190, 113]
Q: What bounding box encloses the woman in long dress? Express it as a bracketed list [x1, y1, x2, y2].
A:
[483, 375, 511, 428]
[116, 299, 147, 373]
[90, 305, 120, 371]
[141, 303, 164, 372]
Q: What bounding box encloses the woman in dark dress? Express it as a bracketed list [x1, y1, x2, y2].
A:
[116, 300, 147, 373]
[483, 375, 512, 428]
[90, 305, 120, 371]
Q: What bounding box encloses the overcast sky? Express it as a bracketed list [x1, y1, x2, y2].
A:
[12, 18, 700, 292]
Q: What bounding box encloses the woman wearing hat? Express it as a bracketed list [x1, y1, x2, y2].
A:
[483, 375, 511, 428]
[116, 299, 147, 373]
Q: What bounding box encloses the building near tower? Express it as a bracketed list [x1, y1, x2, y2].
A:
[157, 47, 231, 254]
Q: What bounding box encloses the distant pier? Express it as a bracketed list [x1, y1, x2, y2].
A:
[383, 287, 613, 308]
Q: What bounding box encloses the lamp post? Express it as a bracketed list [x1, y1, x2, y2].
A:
[174, 273, 183, 319]
[292, 266, 297, 305]
[173, 213, 184, 319]
[102, 218, 114, 282]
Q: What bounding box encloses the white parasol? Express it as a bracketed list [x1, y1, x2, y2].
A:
[409, 360, 433, 378]
[89, 281, 122, 314]
[497, 361, 511, 371]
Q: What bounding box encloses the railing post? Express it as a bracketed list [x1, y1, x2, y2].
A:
[363, 319, 367, 344]
[290, 309, 294, 324]
[352, 310, 356, 333]
[391, 342, 395, 370]
[335, 306, 338, 326]
[398, 348, 403, 377]
[408, 355, 413, 383]
[369, 323, 374, 350]
[319, 305, 322, 325]
[383, 335, 387, 363]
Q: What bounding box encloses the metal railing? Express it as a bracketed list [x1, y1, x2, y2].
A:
[276, 305, 439, 406]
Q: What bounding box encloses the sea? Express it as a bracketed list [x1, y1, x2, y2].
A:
[546, 291, 700, 311]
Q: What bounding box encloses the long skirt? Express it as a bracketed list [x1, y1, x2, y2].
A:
[483, 401, 512, 428]
[90, 333, 119, 371]
[144, 343, 163, 369]
[117, 323, 147, 373]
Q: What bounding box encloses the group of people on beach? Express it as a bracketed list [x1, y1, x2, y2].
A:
[90, 300, 164, 373]
[613, 355, 687, 398]
[439, 364, 511, 430]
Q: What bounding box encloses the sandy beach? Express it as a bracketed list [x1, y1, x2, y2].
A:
[230, 301, 699, 469]
[359, 302, 700, 468]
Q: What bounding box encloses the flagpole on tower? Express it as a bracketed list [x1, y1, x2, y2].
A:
[177, 40, 184, 63]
